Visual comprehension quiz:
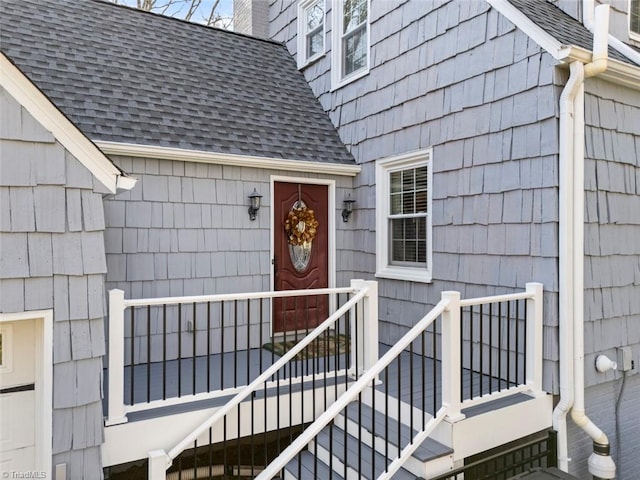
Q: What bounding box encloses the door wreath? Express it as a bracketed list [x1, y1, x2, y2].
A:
[284, 204, 318, 248]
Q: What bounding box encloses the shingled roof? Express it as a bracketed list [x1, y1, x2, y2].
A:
[508, 0, 640, 66]
[0, 0, 355, 165]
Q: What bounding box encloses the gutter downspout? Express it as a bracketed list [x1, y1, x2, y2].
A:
[554, 3, 615, 477]
[552, 58, 582, 474]
[583, 0, 640, 67]
[572, 5, 616, 479]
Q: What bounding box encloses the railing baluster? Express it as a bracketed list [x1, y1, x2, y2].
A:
[147, 305, 151, 403]
[469, 304, 474, 400]
[130, 306, 135, 405]
[507, 299, 512, 388]
[178, 303, 182, 397]
[207, 302, 211, 393]
[221, 301, 225, 390]
[515, 298, 520, 386]
[192, 438, 197, 480]
[192, 302, 197, 396]
[433, 321, 437, 415]
[498, 301, 502, 391]
[247, 298, 250, 386]
[234, 300, 238, 388]
[489, 302, 493, 394]
[163, 304, 167, 401]
[479, 303, 484, 397]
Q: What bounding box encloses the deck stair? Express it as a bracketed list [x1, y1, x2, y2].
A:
[283, 399, 454, 479]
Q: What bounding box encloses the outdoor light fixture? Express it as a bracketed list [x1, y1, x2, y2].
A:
[341, 194, 355, 222]
[248, 188, 262, 221]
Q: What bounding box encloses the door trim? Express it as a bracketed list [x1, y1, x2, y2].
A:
[270, 176, 336, 334]
[0, 310, 53, 477]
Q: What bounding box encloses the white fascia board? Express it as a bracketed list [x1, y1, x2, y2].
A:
[95, 141, 362, 177]
[0, 53, 127, 193]
[486, 0, 569, 60]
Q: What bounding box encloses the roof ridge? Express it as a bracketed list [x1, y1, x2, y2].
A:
[88, 0, 284, 47]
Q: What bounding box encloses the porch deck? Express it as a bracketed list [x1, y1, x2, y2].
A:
[103, 343, 522, 422]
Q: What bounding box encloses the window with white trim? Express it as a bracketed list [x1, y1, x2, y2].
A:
[297, 0, 325, 68]
[376, 149, 433, 283]
[630, 0, 640, 38]
[331, 0, 370, 89]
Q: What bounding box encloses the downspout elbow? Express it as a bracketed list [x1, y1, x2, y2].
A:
[584, 4, 609, 78]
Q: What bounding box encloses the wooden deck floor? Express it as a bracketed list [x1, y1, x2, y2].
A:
[104, 343, 518, 421]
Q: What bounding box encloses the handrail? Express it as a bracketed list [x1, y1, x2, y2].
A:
[164, 282, 371, 463]
[124, 286, 355, 308]
[256, 298, 450, 479]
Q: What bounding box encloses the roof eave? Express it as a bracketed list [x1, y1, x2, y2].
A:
[487, 0, 640, 90]
[0, 53, 136, 193]
[94, 141, 362, 177]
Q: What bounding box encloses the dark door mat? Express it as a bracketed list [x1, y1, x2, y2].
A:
[263, 333, 349, 360]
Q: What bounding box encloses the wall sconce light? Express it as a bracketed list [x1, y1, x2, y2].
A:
[248, 188, 262, 221]
[342, 194, 355, 222]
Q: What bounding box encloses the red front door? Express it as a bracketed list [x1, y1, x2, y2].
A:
[273, 182, 329, 333]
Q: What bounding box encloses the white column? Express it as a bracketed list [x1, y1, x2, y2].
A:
[441, 290, 464, 422]
[525, 282, 545, 396]
[148, 450, 170, 480]
[105, 289, 128, 426]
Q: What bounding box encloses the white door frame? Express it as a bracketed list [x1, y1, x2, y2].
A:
[0, 310, 53, 477]
[270, 176, 337, 333]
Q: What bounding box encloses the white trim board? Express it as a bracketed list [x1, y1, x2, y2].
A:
[0, 54, 134, 194]
[95, 141, 361, 177]
[0, 310, 53, 478]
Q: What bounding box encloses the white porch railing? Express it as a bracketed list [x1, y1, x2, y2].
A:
[106, 280, 378, 427]
[256, 282, 544, 480]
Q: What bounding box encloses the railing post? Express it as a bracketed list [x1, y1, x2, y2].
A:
[148, 449, 171, 480]
[350, 279, 364, 378]
[105, 289, 128, 426]
[363, 281, 379, 381]
[441, 291, 465, 422]
[525, 282, 544, 396]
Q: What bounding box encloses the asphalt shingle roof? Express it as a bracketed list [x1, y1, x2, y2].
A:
[508, 0, 640, 67]
[0, 0, 355, 164]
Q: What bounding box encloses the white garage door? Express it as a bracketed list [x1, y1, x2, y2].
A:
[0, 320, 37, 473]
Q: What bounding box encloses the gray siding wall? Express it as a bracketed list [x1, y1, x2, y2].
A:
[270, 0, 562, 392]
[103, 155, 354, 360]
[0, 87, 108, 478]
[568, 77, 640, 480]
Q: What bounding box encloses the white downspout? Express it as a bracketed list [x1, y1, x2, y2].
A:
[583, 0, 640, 68]
[552, 58, 582, 473]
[555, 3, 615, 477]
[572, 5, 616, 479]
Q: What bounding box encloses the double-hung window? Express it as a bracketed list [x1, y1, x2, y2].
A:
[376, 149, 433, 283]
[630, 0, 640, 40]
[297, 0, 325, 68]
[331, 0, 370, 89]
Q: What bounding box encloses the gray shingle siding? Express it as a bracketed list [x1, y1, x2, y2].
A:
[103, 155, 355, 360]
[271, 0, 562, 391]
[0, 87, 107, 476]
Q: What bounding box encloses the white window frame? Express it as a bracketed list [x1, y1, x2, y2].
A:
[376, 149, 433, 283]
[629, 0, 640, 41]
[331, 0, 370, 90]
[297, 0, 326, 69]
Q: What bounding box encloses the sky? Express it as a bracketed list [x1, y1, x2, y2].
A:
[115, 0, 235, 26]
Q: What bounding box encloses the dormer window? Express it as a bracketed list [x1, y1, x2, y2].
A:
[297, 0, 325, 68]
[331, 0, 370, 90]
[630, 0, 640, 39]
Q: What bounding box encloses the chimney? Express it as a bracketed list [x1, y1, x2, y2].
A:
[233, 0, 269, 38]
